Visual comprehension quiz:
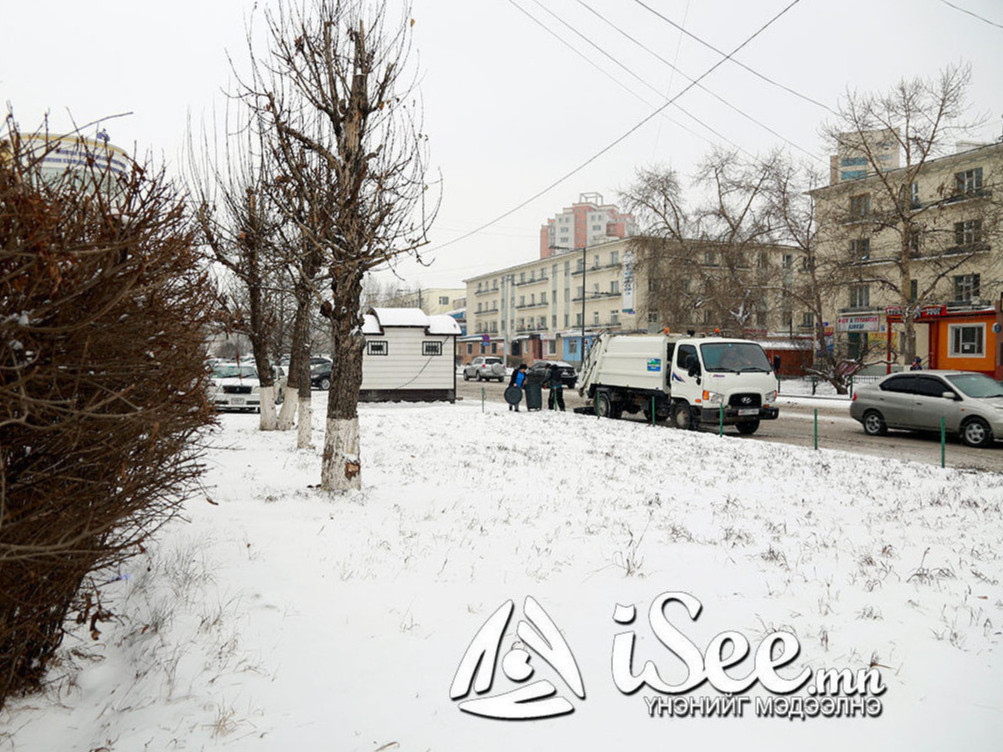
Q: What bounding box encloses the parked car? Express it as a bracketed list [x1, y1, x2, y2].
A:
[311, 361, 332, 390]
[463, 356, 505, 382]
[849, 370, 1003, 447]
[528, 359, 577, 388]
[210, 362, 287, 412]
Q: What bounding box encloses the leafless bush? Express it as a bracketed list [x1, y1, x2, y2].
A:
[0, 116, 215, 708]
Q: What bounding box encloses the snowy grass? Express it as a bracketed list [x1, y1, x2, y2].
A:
[3, 398, 1002, 750]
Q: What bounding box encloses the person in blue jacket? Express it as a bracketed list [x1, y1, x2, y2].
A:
[508, 364, 527, 411]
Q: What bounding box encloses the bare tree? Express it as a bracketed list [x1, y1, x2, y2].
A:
[242, 0, 437, 488]
[188, 112, 286, 429]
[817, 64, 1003, 364]
[622, 150, 787, 336]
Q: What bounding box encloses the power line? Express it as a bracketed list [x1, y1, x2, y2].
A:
[631, 0, 836, 115]
[424, 0, 806, 256]
[507, 0, 725, 153]
[937, 0, 1003, 30]
[525, 0, 764, 161]
[574, 0, 820, 160]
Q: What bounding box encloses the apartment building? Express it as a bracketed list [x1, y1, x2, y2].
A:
[813, 139, 1003, 376]
[538, 192, 638, 260]
[391, 287, 466, 316]
[462, 236, 798, 368]
[463, 239, 637, 366]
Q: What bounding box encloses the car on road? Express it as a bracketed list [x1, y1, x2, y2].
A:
[528, 359, 577, 388]
[463, 356, 505, 382]
[210, 362, 287, 412]
[850, 370, 1003, 447]
[311, 361, 333, 390]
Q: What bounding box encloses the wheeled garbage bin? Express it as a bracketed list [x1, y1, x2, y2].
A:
[524, 369, 545, 411]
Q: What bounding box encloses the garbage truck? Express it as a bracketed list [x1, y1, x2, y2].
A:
[577, 332, 780, 434]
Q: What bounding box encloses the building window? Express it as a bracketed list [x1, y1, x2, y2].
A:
[801, 311, 814, 328]
[540, 292, 547, 304]
[477, 302, 482, 313]
[548, 340, 557, 355]
[910, 279, 918, 302]
[782, 310, 793, 328]
[953, 273, 981, 303]
[492, 279, 498, 290]
[552, 315, 557, 327]
[422, 341, 442, 356]
[564, 314, 569, 327]
[909, 182, 920, 208]
[593, 311, 600, 325]
[949, 324, 985, 356]
[703, 310, 714, 325]
[801, 255, 813, 271]
[955, 167, 983, 194]
[648, 312, 659, 324]
[519, 295, 525, 307]
[850, 238, 870, 261]
[648, 278, 658, 292]
[849, 285, 870, 308]
[466, 343, 473, 355]
[782, 254, 793, 269]
[611, 311, 619, 325]
[438, 296, 449, 305]
[575, 312, 583, 326]
[907, 227, 921, 256]
[704, 250, 717, 266]
[611, 250, 619, 265]
[491, 343, 498, 354]
[954, 219, 983, 247]
[530, 293, 536, 305]
[849, 193, 871, 217]
[610, 280, 620, 294]
[569, 340, 578, 355]
[367, 340, 388, 356]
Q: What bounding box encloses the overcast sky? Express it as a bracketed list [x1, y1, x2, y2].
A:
[3, 0, 1002, 292]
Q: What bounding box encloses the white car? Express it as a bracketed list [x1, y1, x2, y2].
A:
[463, 356, 506, 382]
[210, 362, 287, 412]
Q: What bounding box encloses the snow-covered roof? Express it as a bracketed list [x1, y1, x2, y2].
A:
[363, 308, 461, 336]
[368, 307, 429, 327]
[426, 314, 462, 335]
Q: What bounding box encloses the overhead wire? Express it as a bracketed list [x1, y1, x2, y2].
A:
[630, 0, 836, 115]
[574, 0, 820, 160]
[937, 0, 1003, 30]
[424, 0, 807, 256]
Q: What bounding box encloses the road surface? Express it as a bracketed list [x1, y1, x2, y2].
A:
[456, 376, 1003, 473]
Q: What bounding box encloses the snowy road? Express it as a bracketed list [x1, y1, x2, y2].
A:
[456, 378, 1003, 473]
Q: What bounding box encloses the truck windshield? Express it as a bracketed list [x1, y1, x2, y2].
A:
[700, 343, 772, 373]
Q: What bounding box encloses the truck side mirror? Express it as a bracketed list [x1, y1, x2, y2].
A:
[772, 355, 781, 373]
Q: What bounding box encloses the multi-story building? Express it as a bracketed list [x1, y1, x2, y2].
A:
[463, 239, 638, 366]
[462, 236, 797, 368]
[392, 287, 465, 316]
[813, 139, 1003, 376]
[538, 192, 637, 259]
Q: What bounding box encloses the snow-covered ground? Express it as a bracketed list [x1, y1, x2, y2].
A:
[3, 396, 1003, 750]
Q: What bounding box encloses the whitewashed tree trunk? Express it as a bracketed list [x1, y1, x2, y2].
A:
[259, 385, 278, 430]
[297, 394, 313, 448]
[277, 386, 298, 430]
[321, 416, 360, 491]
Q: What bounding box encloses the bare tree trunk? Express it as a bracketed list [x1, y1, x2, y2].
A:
[277, 385, 298, 429]
[260, 385, 278, 429]
[321, 285, 364, 491]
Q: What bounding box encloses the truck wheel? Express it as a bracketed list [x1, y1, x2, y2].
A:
[736, 420, 760, 435]
[593, 395, 617, 419]
[672, 402, 694, 430]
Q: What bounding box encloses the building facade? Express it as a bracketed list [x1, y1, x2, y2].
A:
[538, 192, 638, 259]
[813, 139, 1003, 374]
[462, 237, 798, 368]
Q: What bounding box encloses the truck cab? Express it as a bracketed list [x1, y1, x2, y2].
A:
[578, 333, 779, 434]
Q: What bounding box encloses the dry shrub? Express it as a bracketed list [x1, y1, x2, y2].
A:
[0, 120, 216, 708]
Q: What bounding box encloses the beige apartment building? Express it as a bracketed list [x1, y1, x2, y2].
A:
[812, 139, 1003, 375]
[462, 237, 799, 367]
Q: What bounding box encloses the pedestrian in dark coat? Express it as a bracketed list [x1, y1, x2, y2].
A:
[547, 363, 566, 411]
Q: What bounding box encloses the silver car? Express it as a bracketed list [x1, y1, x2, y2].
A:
[849, 370, 1003, 447]
[463, 356, 506, 382]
